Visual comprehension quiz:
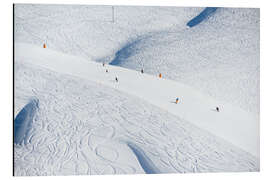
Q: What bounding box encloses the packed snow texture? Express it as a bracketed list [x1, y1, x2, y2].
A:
[14, 4, 202, 61]
[15, 43, 259, 157]
[108, 8, 260, 115]
[14, 5, 259, 115]
[14, 62, 258, 176]
[14, 4, 260, 176]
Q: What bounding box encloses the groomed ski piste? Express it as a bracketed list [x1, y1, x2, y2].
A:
[14, 5, 260, 176]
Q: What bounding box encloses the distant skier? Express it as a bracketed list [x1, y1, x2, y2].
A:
[175, 97, 179, 104]
[106, 69, 108, 73]
[115, 77, 118, 82]
[159, 73, 162, 78]
[102, 62, 105, 67]
[216, 107, 219, 112]
[141, 69, 144, 73]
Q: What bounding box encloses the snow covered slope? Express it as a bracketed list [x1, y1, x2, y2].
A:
[14, 5, 260, 175]
[15, 43, 259, 157]
[14, 4, 202, 61]
[14, 5, 259, 116]
[108, 8, 260, 115]
[14, 44, 259, 175]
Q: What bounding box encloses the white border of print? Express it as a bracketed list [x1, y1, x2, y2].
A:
[1, 0, 269, 180]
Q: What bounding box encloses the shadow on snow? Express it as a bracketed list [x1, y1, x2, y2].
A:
[127, 142, 161, 174]
[187, 7, 218, 28]
[14, 98, 39, 145]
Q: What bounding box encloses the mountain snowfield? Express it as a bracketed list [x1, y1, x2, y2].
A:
[14, 4, 202, 61]
[15, 5, 260, 115]
[14, 4, 259, 176]
[15, 43, 259, 175]
[108, 8, 260, 115]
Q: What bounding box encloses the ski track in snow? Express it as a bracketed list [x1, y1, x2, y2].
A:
[14, 62, 259, 176]
[14, 4, 202, 61]
[14, 5, 259, 115]
[107, 8, 260, 115]
[14, 4, 259, 176]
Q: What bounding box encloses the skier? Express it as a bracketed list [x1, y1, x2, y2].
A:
[115, 77, 118, 82]
[175, 97, 179, 104]
[106, 69, 108, 73]
[102, 62, 105, 67]
[43, 43, 46, 48]
[216, 107, 219, 112]
[159, 73, 162, 78]
[141, 69, 144, 73]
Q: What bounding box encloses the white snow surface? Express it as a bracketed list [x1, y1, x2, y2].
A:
[15, 43, 259, 157]
[14, 5, 260, 116]
[14, 4, 260, 176]
[14, 43, 259, 176]
[14, 4, 202, 61]
[109, 8, 260, 115]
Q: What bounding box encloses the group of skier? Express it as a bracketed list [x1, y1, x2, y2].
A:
[102, 62, 220, 112]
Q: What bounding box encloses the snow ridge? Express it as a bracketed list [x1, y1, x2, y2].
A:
[15, 43, 259, 157]
[109, 38, 143, 66]
[107, 8, 259, 115]
[127, 143, 161, 174]
[14, 61, 259, 175]
[187, 7, 218, 27]
[14, 98, 39, 145]
[14, 5, 259, 175]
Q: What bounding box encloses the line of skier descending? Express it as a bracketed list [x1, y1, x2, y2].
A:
[43, 43, 221, 112]
[103, 61, 220, 112]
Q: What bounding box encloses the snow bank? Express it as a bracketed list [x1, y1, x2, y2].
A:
[14, 4, 259, 115]
[15, 43, 259, 157]
[187, 7, 218, 27]
[14, 61, 259, 175]
[109, 38, 143, 66]
[13, 5, 260, 175]
[14, 98, 39, 145]
[127, 143, 161, 174]
[108, 8, 259, 116]
[14, 4, 202, 61]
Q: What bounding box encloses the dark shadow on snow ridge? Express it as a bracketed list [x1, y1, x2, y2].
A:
[109, 8, 218, 66]
[187, 7, 218, 27]
[109, 38, 143, 66]
[127, 142, 161, 174]
[14, 98, 39, 145]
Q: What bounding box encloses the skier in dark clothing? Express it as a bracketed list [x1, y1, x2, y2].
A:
[141, 69, 144, 73]
[175, 97, 179, 104]
[102, 62, 105, 67]
[106, 69, 108, 73]
[115, 77, 118, 82]
[216, 107, 219, 112]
